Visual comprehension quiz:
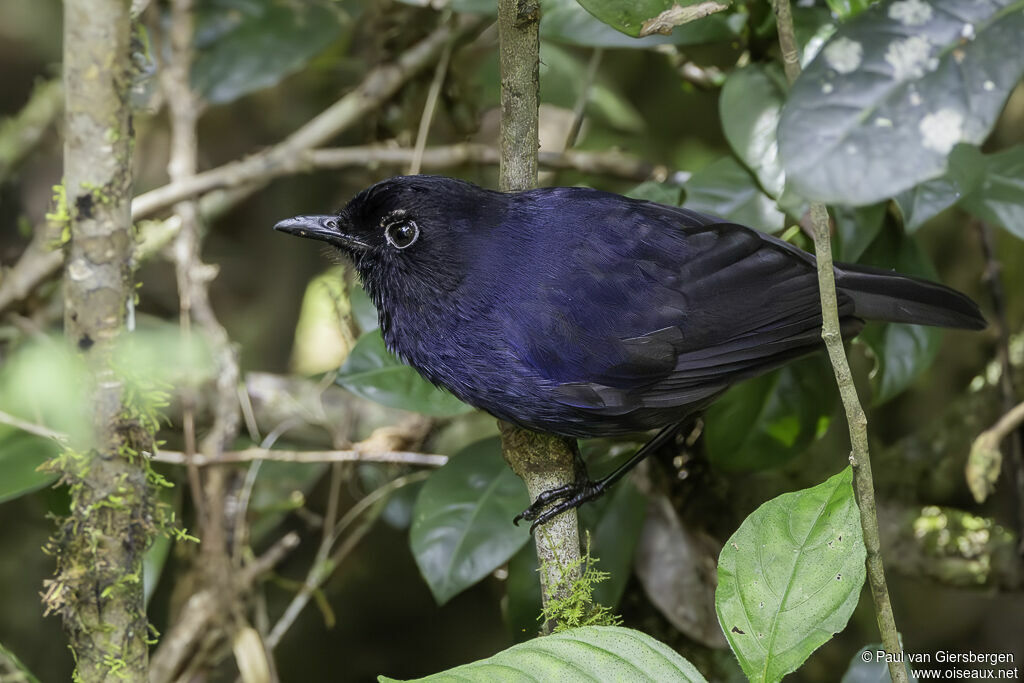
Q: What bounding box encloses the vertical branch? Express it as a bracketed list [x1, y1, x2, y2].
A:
[772, 3, 907, 681]
[52, 0, 151, 677]
[496, 0, 582, 632]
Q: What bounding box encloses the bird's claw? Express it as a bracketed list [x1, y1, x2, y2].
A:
[513, 480, 603, 534]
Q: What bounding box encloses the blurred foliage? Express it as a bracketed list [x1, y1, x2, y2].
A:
[1, 0, 1023, 679]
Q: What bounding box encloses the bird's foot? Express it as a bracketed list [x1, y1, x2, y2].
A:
[513, 478, 605, 534]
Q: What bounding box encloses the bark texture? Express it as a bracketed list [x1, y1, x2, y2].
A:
[48, 0, 152, 678]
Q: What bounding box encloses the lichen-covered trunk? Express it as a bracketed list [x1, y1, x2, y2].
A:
[47, 0, 152, 677]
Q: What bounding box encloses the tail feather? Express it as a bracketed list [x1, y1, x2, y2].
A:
[835, 262, 986, 330]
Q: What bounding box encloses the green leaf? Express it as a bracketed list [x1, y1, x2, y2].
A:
[705, 356, 836, 471]
[336, 330, 472, 417]
[0, 642, 42, 683]
[574, 0, 731, 38]
[542, 0, 741, 48]
[410, 438, 530, 604]
[894, 144, 985, 232]
[959, 144, 1024, 240]
[841, 644, 918, 682]
[856, 227, 942, 404]
[778, 0, 1024, 205]
[192, 0, 348, 105]
[720, 65, 787, 197]
[579, 468, 648, 609]
[833, 202, 887, 262]
[716, 468, 867, 683]
[504, 542, 544, 642]
[0, 430, 58, 505]
[380, 625, 708, 682]
[684, 156, 785, 232]
[823, 0, 872, 20]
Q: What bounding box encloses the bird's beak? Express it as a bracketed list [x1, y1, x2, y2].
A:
[273, 214, 370, 251]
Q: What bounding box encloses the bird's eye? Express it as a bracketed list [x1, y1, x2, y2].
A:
[384, 219, 420, 250]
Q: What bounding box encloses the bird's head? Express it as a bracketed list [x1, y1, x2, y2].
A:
[274, 175, 503, 312]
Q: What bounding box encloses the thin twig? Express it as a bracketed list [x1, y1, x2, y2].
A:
[154, 448, 447, 467]
[564, 48, 603, 150]
[265, 471, 431, 648]
[408, 12, 454, 175]
[0, 409, 67, 442]
[772, 2, 907, 681]
[0, 77, 63, 184]
[0, 144, 667, 318]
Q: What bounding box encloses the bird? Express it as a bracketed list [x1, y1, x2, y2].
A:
[274, 174, 985, 529]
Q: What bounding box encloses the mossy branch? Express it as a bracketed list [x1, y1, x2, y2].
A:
[496, 0, 582, 632]
[52, 0, 152, 677]
[771, 2, 907, 681]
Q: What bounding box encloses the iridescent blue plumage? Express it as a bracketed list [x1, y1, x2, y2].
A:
[274, 174, 985, 524]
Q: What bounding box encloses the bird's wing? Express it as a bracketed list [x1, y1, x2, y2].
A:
[511, 218, 857, 417]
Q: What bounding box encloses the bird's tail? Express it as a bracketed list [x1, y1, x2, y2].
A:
[835, 263, 986, 330]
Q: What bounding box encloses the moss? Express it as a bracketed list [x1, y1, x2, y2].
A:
[538, 534, 621, 633]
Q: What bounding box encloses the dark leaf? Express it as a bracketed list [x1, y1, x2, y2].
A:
[705, 356, 836, 472]
[0, 430, 58, 505]
[856, 227, 942, 404]
[959, 144, 1024, 240]
[504, 542, 544, 642]
[336, 330, 472, 417]
[716, 468, 866, 683]
[833, 202, 887, 262]
[578, 463, 647, 609]
[410, 438, 530, 604]
[192, 0, 348, 105]
[893, 144, 985, 232]
[779, 0, 1024, 205]
[683, 156, 785, 232]
[635, 494, 727, 648]
[720, 64, 787, 197]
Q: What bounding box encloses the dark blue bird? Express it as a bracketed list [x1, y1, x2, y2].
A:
[274, 175, 985, 527]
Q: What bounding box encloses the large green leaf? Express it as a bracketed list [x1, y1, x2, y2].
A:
[778, 0, 1024, 205]
[192, 0, 348, 105]
[959, 144, 1024, 240]
[380, 625, 708, 682]
[684, 156, 785, 232]
[705, 356, 836, 472]
[0, 430, 59, 505]
[716, 468, 866, 683]
[720, 65, 787, 198]
[542, 0, 741, 47]
[410, 438, 530, 604]
[336, 330, 472, 417]
[856, 227, 943, 404]
[574, 0, 732, 38]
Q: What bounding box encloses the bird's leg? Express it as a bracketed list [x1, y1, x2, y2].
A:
[513, 423, 684, 533]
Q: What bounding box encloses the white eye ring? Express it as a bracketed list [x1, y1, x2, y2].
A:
[384, 219, 420, 249]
